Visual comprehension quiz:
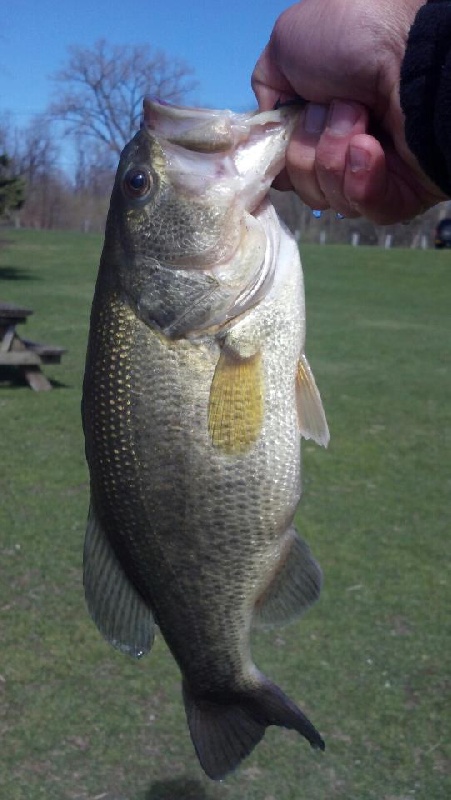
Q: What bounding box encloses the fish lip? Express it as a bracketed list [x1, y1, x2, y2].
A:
[142, 98, 299, 212]
[144, 97, 298, 124]
[144, 97, 227, 118]
[142, 96, 298, 148]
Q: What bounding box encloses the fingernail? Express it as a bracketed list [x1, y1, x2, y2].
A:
[328, 101, 359, 135]
[304, 103, 328, 134]
[349, 145, 371, 172]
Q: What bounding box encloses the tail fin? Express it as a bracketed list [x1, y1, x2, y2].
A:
[182, 677, 324, 781]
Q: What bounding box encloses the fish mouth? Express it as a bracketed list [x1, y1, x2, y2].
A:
[142, 98, 300, 214]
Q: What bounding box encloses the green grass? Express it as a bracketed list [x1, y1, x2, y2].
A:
[0, 231, 450, 800]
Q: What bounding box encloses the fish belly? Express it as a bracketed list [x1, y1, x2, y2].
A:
[83, 248, 302, 689]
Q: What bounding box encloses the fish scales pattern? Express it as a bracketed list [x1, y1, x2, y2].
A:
[85, 276, 302, 690]
[83, 101, 328, 780]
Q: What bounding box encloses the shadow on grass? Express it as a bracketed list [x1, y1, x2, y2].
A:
[0, 264, 40, 281]
[0, 367, 70, 390]
[144, 777, 213, 800]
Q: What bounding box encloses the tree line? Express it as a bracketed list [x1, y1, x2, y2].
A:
[1, 39, 449, 243]
[0, 40, 196, 231]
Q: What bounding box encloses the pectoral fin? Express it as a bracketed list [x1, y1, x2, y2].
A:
[208, 346, 264, 455]
[253, 527, 322, 628]
[83, 503, 155, 658]
[296, 354, 330, 447]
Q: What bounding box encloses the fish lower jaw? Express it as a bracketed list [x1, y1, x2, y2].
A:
[251, 196, 272, 218]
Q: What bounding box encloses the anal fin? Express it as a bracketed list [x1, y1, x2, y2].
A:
[253, 527, 322, 628]
[83, 502, 155, 658]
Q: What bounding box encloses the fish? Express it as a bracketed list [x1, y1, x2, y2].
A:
[82, 98, 330, 781]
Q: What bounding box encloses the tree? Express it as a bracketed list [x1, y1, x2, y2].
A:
[13, 115, 66, 229]
[0, 154, 25, 218]
[50, 39, 197, 154]
[16, 116, 59, 186]
[69, 135, 116, 232]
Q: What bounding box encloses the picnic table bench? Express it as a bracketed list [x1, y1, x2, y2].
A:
[0, 301, 66, 391]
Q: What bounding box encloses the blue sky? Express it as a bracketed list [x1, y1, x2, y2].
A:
[1, 0, 291, 122]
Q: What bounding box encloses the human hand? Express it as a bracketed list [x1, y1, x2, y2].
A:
[252, 0, 447, 224]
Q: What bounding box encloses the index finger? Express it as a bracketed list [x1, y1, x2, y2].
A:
[251, 44, 298, 111]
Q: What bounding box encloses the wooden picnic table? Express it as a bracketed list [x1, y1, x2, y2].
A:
[0, 301, 66, 391]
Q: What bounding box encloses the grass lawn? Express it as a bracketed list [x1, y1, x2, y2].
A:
[0, 230, 450, 800]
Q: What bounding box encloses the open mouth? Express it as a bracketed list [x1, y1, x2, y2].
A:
[142, 98, 299, 214]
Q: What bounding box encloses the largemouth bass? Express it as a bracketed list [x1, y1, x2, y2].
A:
[82, 99, 329, 780]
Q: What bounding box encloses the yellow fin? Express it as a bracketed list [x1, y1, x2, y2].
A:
[296, 353, 330, 447]
[208, 347, 264, 454]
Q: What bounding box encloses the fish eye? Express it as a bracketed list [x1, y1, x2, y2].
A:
[123, 167, 153, 199]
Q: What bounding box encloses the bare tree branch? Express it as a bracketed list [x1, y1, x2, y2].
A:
[49, 39, 198, 154]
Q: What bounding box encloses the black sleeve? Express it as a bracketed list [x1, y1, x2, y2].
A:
[400, 0, 451, 196]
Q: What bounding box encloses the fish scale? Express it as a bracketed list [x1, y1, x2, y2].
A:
[82, 99, 329, 780]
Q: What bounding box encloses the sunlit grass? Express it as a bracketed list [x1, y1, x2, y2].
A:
[0, 232, 450, 799]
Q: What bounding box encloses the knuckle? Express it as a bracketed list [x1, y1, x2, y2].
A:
[316, 142, 346, 177]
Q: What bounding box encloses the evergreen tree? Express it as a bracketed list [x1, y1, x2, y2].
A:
[0, 155, 25, 216]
